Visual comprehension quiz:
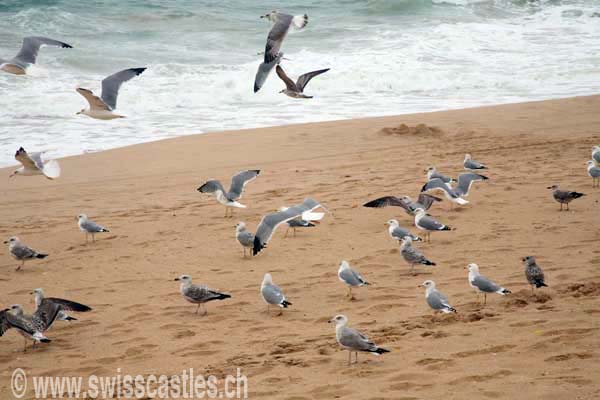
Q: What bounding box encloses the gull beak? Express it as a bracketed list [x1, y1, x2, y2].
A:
[260, 14, 267, 18]
[327, 319, 333, 324]
[3, 241, 8, 244]
[174, 278, 180, 281]
[76, 111, 81, 115]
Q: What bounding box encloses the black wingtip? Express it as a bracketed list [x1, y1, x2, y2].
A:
[131, 67, 147, 76]
[40, 338, 51, 343]
[442, 226, 451, 231]
[281, 300, 292, 308]
[36, 253, 48, 259]
[102, 229, 110, 233]
[374, 347, 390, 354]
[502, 289, 511, 294]
[254, 83, 261, 93]
[535, 282, 548, 288]
[63, 43, 73, 49]
[252, 236, 264, 256]
[420, 183, 428, 193]
[479, 174, 490, 180]
[65, 316, 77, 321]
[425, 261, 436, 266]
[217, 293, 232, 300]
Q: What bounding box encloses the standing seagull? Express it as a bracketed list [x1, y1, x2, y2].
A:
[9, 147, 60, 179]
[174, 275, 231, 316]
[0, 304, 59, 351]
[261, 273, 291, 315]
[547, 185, 584, 211]
[463, 154, 487, 170]
[254, 10, 308, 92]
[4, 237, 47, 271]
[197, 170, 260, 217]
[31, 288, 92, 324]
[466, 263, 510, 305]
[400, 237, 435, 275]
[338, 261, 370, 300]
[586, 160, 600, 187]
[0, 36, 72, 75]
[77, 214, 110, 243]
[275, 65, 329, 98]
[364, 194, 442, 215]
[76, 67, 146, 120]
[386, 219, 422, 242]
[235, 222, 255, 258]
[592, 146, 600, 164]
[328, 314, 390, 365]
[413, 209, 452, 242]
[523, 256, 547, 293]
[421, 280, 456, 314]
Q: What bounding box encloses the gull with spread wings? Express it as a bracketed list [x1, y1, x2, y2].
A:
[275, 65, 329, 98]
[197, 170, 260, 217]
[0, 36, 72, 75]
[9, 147, 60, 179]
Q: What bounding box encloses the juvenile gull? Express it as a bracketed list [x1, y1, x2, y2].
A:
[338, 260, 370, 299]
[523, 256, 547, 293]
[426, 167, 454, 184]
[235, 222, 255, 258]
[586, 160, 600, 187]
[76, 67, 146, 120]
[9, 147, 60, 179]
[400, 237, 435, 275]
[77, 214, 110, 242]
[174, 275, 231, 315]
[0, 304, 59, 351]
[31, 288, 92, 324]
[253, 198, 323, 256]
[275, 65, 329, 98]
[466, 263, 510, 305]
[421, 280, 456, 314]
[4, 237, 48, 271]
[261, 273, 291, 315]
[364, 194, 442, 215]
[328, 314, 390, 364]
[386, 219, 422, 242]
[593, 146, 600, 164]
[0, 36, 72, 75]
[197, 170, 260, 217]
[547, 185, 584, 211]
[413, 209, 451, 242]
[463, 154, 487, 170]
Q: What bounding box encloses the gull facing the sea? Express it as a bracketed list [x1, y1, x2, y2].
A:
[0, 36, 72, 75]
[76, 67, 146, 119]
[275, 65, 329, 98]
[77, 214, 110, 243]
[466, 263, 510, 305]
[9, 147, 60, 179]
[328, 314, 390, 364]
[174, 275, 231, 315]
[4, 237, 48, 271]
[198, 170, 260, 217]
[338, 261, 370, 300]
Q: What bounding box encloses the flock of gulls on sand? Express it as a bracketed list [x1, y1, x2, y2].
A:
[1, 12, 599, 364]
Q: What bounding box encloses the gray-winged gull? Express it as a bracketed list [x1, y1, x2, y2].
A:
[463, 154, 487, 170]
[0, 36, 72, 75]
[338, 260, 370, 299]
[77, 214, 110, 242]
[547, 185, 584, 211]
[386, 219, 422, 242]
[522, 256, 547, 293]
[261, 273, 291, 315]
[198, 170, 260, 217]
[4, 237, 48, 271]
[413, 209, 451, 242]
[9, 147, 60, 179]
[275, 65, 329, 98]
[235, 222, 255, 258]
[400, 237, 435, 274]
[174, 275, 231, 315]
[328, 314, 390, 364]
[593, 146, 600, 164]
[364, 194, 442, 215]
[31, 288, 92, 324]
[466, 263, 510, 305]
[586, 160, 600, 187]
[422, 173, 489, 207]
[421, 280, 456, 314]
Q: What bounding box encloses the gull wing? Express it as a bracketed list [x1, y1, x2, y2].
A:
[296, 68, 329, 92]
[101, 67, 146, 110]
[76, 88, 111, 111]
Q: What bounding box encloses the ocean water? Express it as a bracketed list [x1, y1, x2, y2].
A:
[1, 0, 599, 167]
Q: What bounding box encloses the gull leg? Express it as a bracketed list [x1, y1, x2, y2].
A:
[348, 351, 351, 365]
[355, 352, 358, 364]
[483, 293, 487, 306]
[195, 304, 200, 314]
[201, 304, 208, 316]
[410, 263, 415, 275]
[284, 227, 289, 238]
[23, 338, 28, 352]
[293, 228, 297, 237]
[566, 202, 569, 211]
[92, 233, 95, 242]
[85, 233, 88, 243]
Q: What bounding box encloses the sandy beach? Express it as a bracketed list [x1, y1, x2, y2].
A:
[1, 95, 599, 399]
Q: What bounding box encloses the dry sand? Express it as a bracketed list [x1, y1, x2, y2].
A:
[1, 95, 599, 399]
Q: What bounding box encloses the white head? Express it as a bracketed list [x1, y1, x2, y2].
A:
[593, 146, 600, 153]
[467, 263, 479, 274]
[3, 236, 19, 246]
[465, 154, 472, 161]
[339, 260, 350, 271]
[588, 160, 596, 168]
[386, 219, 399, 227]
[77, 214, 88, 222]
[260, 10, 279, 22]
[328, 314, 348, 327]
[401, 236, 413, 247]
[414, 208, 426, 217]
[420, 280, 436, 290]
[174, 275, 192, 285]
[9, 304, 23, 316]
[9, 167, 24, 178]
[235, 222, 247, 232]
[262, 273, 273, 287]
[31, 288, 44, 305]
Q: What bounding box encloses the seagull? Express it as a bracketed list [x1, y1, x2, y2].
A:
[261, 273, 291, 315]
[254, 10, 308, 93]
[328, 314, 390, 364]
[275, 65, 329, 98]
[463, 154, 487, 170]
[197, 170, 260, 217]
[523, 256, 547, 293]
[0, 304, 58, 352]
[9, 147, 60, 179]
[77, 214, 110, 242]
[413, 209, 452, 242]
[466, 263, 510, 305]
[386, 219, 422, 242]
[421, 173, 489, 207]
[400, 237, 435, 275]
[4, 237, 48, 271]
[593, 146, 600, 164]
[279, 205, 324, 237]
[253, 198, 324, 256]
[76, 67, 146, 120]
[426, 167, 454, 184]
[174, 275, 231, 315]
[235, 222, 255, 258]
[338, 260, 370, 300]
[547, 185, 584, 211]
[420, 280, 456, 314]
[0, 36, 72, 75]
[364, 194, 442, 215]
[31, 288, 92, 324]
[586, 160, 600, 187]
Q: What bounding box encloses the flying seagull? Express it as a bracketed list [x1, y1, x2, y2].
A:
[31, 288, 92, 324]
[0, 36, 72, 75]
[413, 209, 452, 242]
[76, 67, 146, 120]
[421, 173, 488, 207]
[586, 160, 600, 187]
[77, 214, 110, 242]
[466, 263, 510, 305]
[523, 256, 547, 293]
[235, 222, 255, 258]
[197, 170, 260, 217]
[463, 154, 487, 170]
[364, 194, 442, 215]
[421, 280, 456, 314]
[338, 260, 370, 300]
[261, 273, 291, 315]
[279, 205, 324, 237]
[547, 185, 584, 211]
[253, 198, 324, 256]
[4, 237, 48, 271]
[328, 314, 390, 364]
[174, 275, 231, 315]
[9, 147, 60, 179]
[0, 304, 59, 351]
[254, 11, 308, 93]
[275, 65, 329, 98]
[386, 219, 422, 242]
[400, 237, 435, 275]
